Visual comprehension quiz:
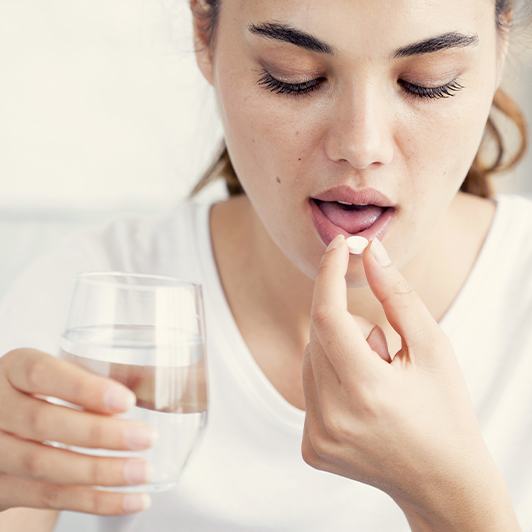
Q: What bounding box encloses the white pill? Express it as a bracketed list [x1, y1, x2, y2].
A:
[346, 236, 369, 255]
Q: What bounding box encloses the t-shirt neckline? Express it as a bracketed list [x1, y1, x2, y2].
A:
[195, 193, 507, 429]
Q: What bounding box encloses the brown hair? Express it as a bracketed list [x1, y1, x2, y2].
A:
[188, 0, 529, 200]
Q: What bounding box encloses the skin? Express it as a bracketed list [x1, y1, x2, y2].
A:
[192, 0, 507, 409]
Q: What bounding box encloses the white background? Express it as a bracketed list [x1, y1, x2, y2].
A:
[0, 0, 225, 212]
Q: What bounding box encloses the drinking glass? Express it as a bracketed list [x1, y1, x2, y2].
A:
[52, 272, 208, 493]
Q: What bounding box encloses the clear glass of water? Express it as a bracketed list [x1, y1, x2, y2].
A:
[55, 272, 208, 493]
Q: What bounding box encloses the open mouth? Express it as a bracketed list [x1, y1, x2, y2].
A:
[309, 198, 396, 246]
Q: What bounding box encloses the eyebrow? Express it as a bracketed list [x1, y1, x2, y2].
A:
[247, 22, 479, 58]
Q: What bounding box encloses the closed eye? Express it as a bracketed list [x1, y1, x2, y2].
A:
[256, 70, 465, 101]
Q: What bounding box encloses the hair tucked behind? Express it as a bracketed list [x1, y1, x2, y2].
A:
[188, 0, 529, 200]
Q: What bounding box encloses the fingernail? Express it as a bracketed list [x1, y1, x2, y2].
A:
[104, 386, 136, 411]
[123, 426, 159, 450]
[370, 238, 392, 266]
[326, 234, 345, 251]
[123, 459, 152, 484]
[123, 493, 151, 513]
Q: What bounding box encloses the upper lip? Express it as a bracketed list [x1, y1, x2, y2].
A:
[311, 185, 396, 208]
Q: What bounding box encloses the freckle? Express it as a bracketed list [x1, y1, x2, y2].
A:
[296, 130, 300, 136]
[276, 176, 281, 184]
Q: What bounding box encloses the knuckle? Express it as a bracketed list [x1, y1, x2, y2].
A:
[87, 421, 106, 447]
[65, 369, 95, 404]
[89, 458, 111, 485]
[85, 490, 101, 514]
[41, 484, 62, 509]
[78, 378, 98, 404]
[350, 384, 382, 421]
[311, 434, 332, 460]
[393, 279, 415, 297]
[406, 325, 444, 353]
[22, 450, 44, 478]
[322, 411, 351, 441]
[25, 357, 47, 390]
[301, 437, 320, 466]
[27, 404, 47, 438]
[311, 307, 335, 330]
[306, 426, 331, 459]
[88, 490, 115, 515]
[381, 281, 414, 307]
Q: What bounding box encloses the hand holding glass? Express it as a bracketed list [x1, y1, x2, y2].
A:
[53, 272, 208, 493]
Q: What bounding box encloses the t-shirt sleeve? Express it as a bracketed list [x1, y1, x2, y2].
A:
[0, 228, 110, 358]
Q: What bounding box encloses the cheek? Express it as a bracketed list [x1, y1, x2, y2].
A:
[401, 88, 493, 189]
[217, 82, 321, 205]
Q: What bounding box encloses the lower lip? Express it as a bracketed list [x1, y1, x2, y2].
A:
[309, 199, 396, 248]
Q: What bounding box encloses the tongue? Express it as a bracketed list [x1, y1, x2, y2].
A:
[318, 202, 385, 233]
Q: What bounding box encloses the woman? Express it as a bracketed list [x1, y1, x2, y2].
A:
[0, 0, 531, 530]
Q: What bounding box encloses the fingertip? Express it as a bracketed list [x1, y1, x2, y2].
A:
[369, 237, 392, 267]
[325, 233, 345, 252]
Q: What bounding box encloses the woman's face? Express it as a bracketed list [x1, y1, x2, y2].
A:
[195, 0, 506, 284]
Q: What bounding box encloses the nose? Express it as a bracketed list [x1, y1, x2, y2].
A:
[324, 82, 395, 170]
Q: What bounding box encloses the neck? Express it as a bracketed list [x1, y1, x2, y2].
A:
[210, 192, 463, 357]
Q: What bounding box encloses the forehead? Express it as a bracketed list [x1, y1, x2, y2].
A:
[231, 0, 491, 59]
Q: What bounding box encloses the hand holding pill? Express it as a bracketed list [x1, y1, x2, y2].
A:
[301, 233, 503, 519]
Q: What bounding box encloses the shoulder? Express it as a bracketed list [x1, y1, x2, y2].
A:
[97, 199, 210, 283]
[494, 192, 532, 252]
[491, 192, 532, 300]
[11, 199, 204, 277]
[87, 199, 205, 265]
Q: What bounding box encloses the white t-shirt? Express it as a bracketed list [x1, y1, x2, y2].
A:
[1, 192, 532, 532]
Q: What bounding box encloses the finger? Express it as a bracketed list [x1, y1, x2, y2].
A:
[0, 430, 151, 487]
[2, 349, 136, 414]
[311, 236, 386, 380]
[0, 389, 157, 450]
[309, 324, 341, 389]
[0, 474, 151, 515]
[313, 235, 351, 313]
[363, 238, 444, 355]
[307, 327, 349, 432]
[301, 348, 333, 464]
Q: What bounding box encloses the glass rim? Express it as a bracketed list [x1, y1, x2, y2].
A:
[76, 271, 203, 290]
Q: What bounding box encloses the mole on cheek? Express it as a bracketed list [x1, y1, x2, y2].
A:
[276, 176, 281, 184]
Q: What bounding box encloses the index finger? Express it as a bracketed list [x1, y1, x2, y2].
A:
[2, 349, 135, 414]
[311, 236, 385, 380]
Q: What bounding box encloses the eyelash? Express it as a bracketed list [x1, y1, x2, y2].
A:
[256, 70, 465, 101]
